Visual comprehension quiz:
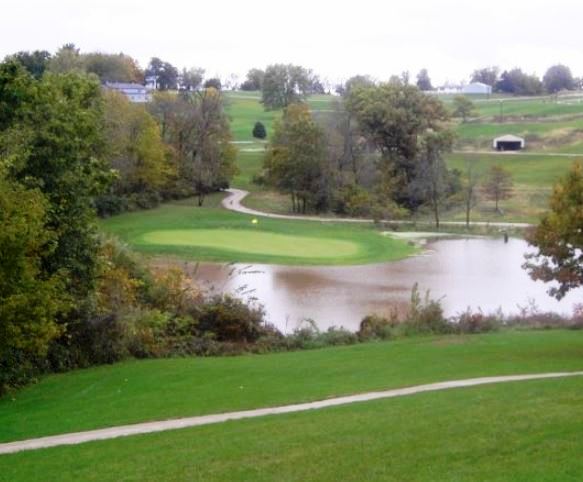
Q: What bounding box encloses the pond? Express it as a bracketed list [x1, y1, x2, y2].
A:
[185, 237, 583, 333]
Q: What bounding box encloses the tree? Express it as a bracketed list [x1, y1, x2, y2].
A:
[252, 121, 267, 139]
[261, 64, 311, 110]
[180, 67, 205, 91]
[47, 43, 83, 74]
[337, 75, 375, 96]
[0, 176, 69, 393]
[524, 162, 583, 299]
[452, 95, 476, 122]
[264, 104, 328, 213]
[102, 90, 172, 194]
[409, 131, 455, 228]
[495, 69, 543, 96]
[145, 57, 178, 90]
[0, 61, 110, 299]
[150, 89, 237, 206]
[203, 77, 222, 90]
[543, 64, 574, 94]
[463, 159, 479, 227]
[240, 68, 265, 91]
[345, 82, 450, 207]
[5, 50, 51, 79]
[416, 69, 433, 91]
[482, 165, 513, 213]
[470, 67, 499, 87]
[83, 52, 143, 83]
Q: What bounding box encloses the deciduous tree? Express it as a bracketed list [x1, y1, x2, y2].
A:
[524, 162, 583, 298]
[261, 64, 311, 110]
[452, 95, 476, 122]
[482, 165, 513, 213]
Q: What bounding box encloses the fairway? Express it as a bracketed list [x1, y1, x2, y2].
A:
[140, 229, 360, 258]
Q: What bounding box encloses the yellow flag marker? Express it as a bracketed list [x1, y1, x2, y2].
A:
[252, 218, 259, 225]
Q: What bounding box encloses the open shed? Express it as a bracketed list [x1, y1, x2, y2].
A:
[493, 135, 525, 151]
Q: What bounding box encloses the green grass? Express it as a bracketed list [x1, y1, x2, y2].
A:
[140, 229, 360, 258]
[3, 376, 583, 481]
[1, 331, 583, 444]
[224, 91, 336, 143]
[99, 198, 414, 265]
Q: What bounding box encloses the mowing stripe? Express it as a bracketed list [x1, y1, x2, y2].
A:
[1, 371, 582, 455]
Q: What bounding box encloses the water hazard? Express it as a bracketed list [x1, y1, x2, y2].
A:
[186, 237, 583, 333]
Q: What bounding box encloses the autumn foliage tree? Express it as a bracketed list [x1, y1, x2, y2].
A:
[524, 162, 583, 299]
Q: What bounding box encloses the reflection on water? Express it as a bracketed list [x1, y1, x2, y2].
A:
[189, 238, 583, 333]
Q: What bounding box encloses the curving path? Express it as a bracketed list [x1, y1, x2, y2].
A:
[222, 189, 532, 228]
[1, 371, 582, 455]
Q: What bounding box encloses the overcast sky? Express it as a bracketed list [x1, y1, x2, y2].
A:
[2, 0, 582, 86]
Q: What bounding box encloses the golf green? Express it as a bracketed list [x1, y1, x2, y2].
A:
[140, 229, 360, 258]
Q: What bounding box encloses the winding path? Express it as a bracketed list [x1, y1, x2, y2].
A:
[222, 189, 532, 228]
[1, 371, 582, 455]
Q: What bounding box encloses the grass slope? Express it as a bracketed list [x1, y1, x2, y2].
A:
[1, 331, 583, 443]
[99, 199, 413, 265]
[2, 376, 582, 481]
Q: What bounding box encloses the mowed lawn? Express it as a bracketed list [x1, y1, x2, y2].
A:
[99, 197, 414, 265]
[2, 377, 583, 481]
[2, 332, 583, 480]
[1, 331, 583, 443]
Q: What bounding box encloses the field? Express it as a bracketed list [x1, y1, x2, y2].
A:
[2, 331, 583, 480]
[100, 196, 414, 265]
[223, 91, 583, 223]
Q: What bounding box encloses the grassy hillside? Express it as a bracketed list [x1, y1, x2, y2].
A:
[1, 330, 582, 443]
[1, 331, 583, 480]
[99, 197, 415, 265]
[225, 91, 583, 222]
[3, 377, 582, 481]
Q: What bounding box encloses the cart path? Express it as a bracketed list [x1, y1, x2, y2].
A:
[222, 189, 533, 228]
[2, 371, 582, 455]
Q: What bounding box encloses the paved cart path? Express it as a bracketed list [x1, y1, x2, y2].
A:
[2, 371, 582, 455]
[222, 188, 532, 228]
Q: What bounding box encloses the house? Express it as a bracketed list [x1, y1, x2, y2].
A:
[493, 135, 525, 151]
[104, 82, 150, 103]
[462, 82, 492, 95]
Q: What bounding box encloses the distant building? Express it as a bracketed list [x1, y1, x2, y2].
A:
[104, 82, 150, 103]
[493, 135, 525, 151]
[462, 82, 493, 95]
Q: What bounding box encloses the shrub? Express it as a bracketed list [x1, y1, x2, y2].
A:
[402, 283, 450, 335]
[196, 295, 267, 342]
[358, 314, 398, 341]
[454, 309, 501, 334]
[252, 121, 267, 139]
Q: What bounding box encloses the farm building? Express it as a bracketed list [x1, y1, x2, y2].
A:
[104, 82, 150, 103]
[493, 135, 525, 151]
[462, 82, 492, 95]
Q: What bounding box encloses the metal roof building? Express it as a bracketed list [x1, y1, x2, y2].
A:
[493, 135, 525, 151]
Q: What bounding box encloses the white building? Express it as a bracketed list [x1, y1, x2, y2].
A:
[493, 135, 525, 151]
[462, 82, 493, 95]
[104, 82, 150, 103]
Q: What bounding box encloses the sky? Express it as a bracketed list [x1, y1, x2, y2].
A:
[1, 0, 582, 86]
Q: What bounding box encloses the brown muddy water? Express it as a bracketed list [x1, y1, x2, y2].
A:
[178, 237, 583, 333]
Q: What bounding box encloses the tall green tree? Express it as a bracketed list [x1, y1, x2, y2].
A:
[261, 64, 311, 110]
[470, 66, 499, 87]
[416, 69, 433, 91]
[240, 68, 265, 91]
[4, 50, 51, 79]
[543, 64, 575, 94]
[345, 82, 450, 206]
[0, 61, 110, 299]
[264, 103, 328, 213]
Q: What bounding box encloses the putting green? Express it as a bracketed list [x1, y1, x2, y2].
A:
[140, 229, 361, 258]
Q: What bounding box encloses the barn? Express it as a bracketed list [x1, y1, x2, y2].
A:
[493, 135, 525, 151]
[462, 82, 493, 95]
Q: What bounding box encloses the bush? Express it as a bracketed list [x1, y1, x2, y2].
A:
[94, 194, 128, 217]
[252, 121, 267, 139]
[402, 284, 450, 335]
[196, 295, 267, 343]
[454, 309, 501, 334]
[358, 314, 398, 341]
